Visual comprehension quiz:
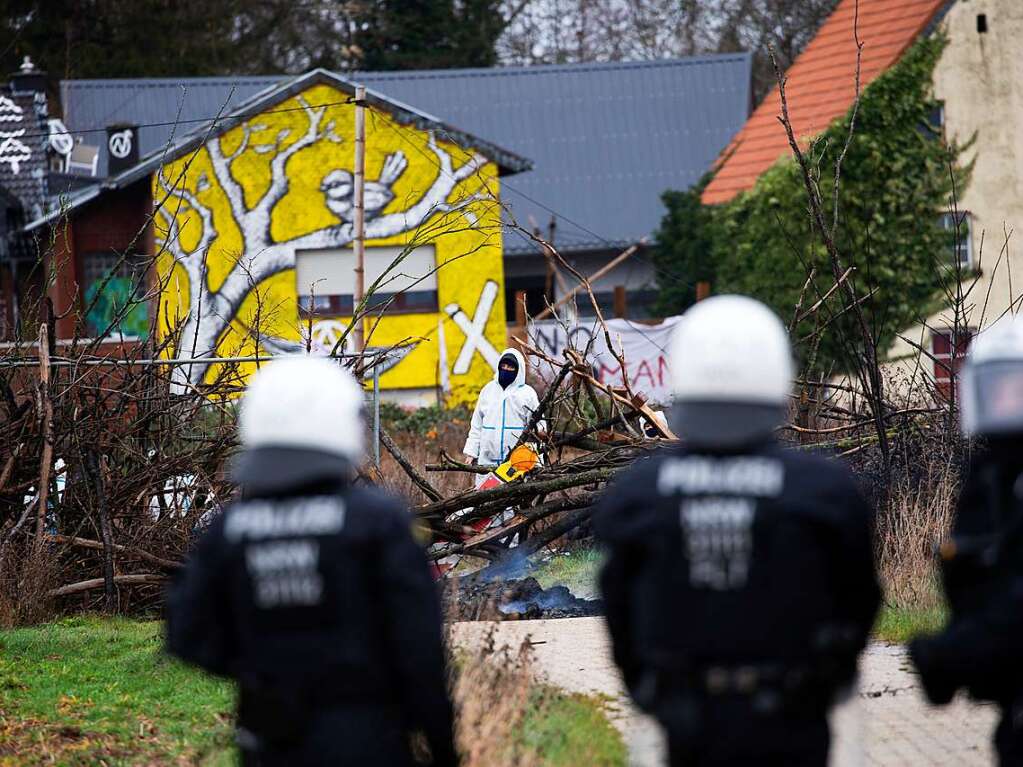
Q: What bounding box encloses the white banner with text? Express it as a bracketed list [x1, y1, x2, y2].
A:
[525, 316, 682, 405]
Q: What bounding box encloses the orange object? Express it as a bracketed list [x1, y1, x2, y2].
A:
[429, 446, 540, 580]
[467, 445, 539, 533]
[505, 445, 539, 475]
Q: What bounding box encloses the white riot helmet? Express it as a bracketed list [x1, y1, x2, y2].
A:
[234, 356, 365, 492]
[669, 295, 794, 448]
[959, 315, 1023, 439]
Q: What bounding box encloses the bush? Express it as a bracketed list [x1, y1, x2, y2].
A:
[654, 34, 971, 372]
[380, 402, 472, 436]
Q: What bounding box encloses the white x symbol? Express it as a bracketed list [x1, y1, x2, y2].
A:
[446, 280, 500, 374]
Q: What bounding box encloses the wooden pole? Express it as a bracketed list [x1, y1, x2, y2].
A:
[48, 574, 164, 598]
[535, 225, 570, 298]
[613, 285, 627, 319]
[352, 84, 367, 354]
[533, 244, 639, 321]
[696, 281, 711, 302]
[514, 290, 528, 327]
[35, 323, 52, 539]
[543, 217, 557, 302]
[91, 452, 116, 612]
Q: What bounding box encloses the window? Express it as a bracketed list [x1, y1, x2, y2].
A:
[940, 212, 973, 269]
[295, 245, 438, 317]
[932, 328, 973, 399]
[919, 102, 944, 140]
[505, 275, 551, 323]
[82, 252, 149, 339]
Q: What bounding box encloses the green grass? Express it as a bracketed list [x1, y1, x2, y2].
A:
[0, 599, 931, 766]
[519, 688, 626, 766]
[873, 604, 948, 643]
[0, 617, 625, 766]
[0, 616, 234, 766]
[531, 547, 603, 599]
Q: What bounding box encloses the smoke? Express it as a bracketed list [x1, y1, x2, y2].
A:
[474, 547, 531, 582]
[498, 583, 586, 616]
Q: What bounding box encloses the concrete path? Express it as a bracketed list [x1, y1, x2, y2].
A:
[450, 617, 997, 766]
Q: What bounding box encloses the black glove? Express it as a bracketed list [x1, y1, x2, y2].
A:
[909, 638, 959, 705]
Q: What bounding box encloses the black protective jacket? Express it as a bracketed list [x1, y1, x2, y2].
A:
[165, 467, 456, 767]
[911, 447, 1023, 764]
[595, 441, 880, 761]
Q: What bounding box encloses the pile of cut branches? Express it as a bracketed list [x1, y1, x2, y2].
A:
[381, 340, 677, 570]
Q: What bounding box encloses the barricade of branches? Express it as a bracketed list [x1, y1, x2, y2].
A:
[0, 318, 236, 623]
[0, 212, 429, 625]
[366, 218, 675, 569]
[409, 354, 664, 567]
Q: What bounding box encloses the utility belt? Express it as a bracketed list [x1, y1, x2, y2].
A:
[642, 660, 843, 719]
[662, 662, 823, 694]
[703, 664, 810, 696]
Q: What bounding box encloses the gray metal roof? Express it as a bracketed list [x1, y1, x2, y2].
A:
[29, 69, 530, 230]
[61, 75, 279, 178]
[56, 55, 752, 252]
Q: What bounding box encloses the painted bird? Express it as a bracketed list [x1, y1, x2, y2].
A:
[319, 151, 408, 221]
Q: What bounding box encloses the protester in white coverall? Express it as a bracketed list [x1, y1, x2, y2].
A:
[463, 348, 545, 488]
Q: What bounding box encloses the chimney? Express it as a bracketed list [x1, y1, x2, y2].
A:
[9, 56, 46, 95]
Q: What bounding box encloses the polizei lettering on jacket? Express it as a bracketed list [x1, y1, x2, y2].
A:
[224, 497, 346, 541]
[658, 456, 784, 591]
[656, 456, 785, 497]
[680, 497, 755, 590]
[246, 539, 323, 608]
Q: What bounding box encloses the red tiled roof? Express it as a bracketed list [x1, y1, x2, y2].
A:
[702, 0, 949, 205]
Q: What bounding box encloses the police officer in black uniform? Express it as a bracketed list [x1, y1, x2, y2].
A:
[166, 357, 457, 767]
[595, 295, 880, 766]
[910, 316, 1023, 766]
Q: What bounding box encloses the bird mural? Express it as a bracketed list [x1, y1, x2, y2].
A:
[320, 151, 409, 221]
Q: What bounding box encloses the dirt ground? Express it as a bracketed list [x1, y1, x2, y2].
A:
[450, 617, 997, 766]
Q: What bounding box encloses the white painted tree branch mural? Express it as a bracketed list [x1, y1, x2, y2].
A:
[154, 95, 488, 391]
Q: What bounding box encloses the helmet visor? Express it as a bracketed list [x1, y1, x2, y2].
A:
[969, 361, 1023, 436]
[670, 401, 785, 450]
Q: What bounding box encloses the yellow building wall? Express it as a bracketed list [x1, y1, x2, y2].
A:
[153, 82, 506, 404]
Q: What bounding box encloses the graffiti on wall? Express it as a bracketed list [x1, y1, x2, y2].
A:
[0, 95, 30, 174]
[85, 275, 150, 339]
[446, 279, 500, 374]
[154, 82, 507, 402]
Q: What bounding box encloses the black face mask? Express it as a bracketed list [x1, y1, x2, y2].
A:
[498, 355, 518, 389]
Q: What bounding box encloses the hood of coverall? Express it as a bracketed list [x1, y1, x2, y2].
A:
[493, 348, 527, 389]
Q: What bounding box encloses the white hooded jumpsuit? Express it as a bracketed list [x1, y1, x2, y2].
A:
[463, 348, 544, 488]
